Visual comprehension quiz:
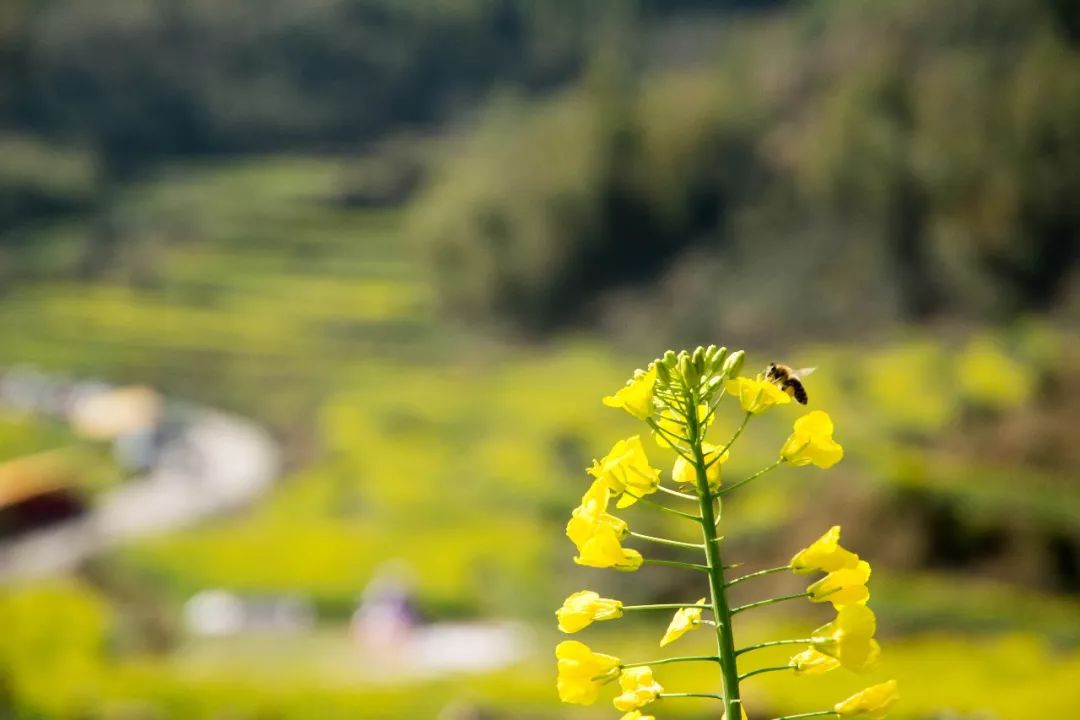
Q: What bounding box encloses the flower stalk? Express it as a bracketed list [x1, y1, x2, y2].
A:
[731, 592, 812, 615]
[688, 386, 745, 720]
[622, 655, 720, 669]
[736, 638, 816, 657]
[629, 531, 704, 549]
[622, 603, 716, 612]
[556, 346, 899, 719]
[739, 664, 794, 681]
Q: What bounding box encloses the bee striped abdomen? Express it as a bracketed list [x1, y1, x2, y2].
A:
[783, 379, 808, 404]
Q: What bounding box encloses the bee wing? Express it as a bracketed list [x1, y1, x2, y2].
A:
[791, 367, 817, 380]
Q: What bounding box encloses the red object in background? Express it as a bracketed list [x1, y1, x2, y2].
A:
[0, 452, 86, 539]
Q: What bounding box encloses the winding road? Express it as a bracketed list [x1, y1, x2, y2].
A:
[0, 372, 280, 582]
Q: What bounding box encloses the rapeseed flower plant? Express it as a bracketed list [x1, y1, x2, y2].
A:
[588, 435, 662, 508]
[556, 640, 620, 704]
[672, 442, 728, 490]
[557, 591, 623, 633]
[555, 346, 899, 719]
[725, 375, 791, 414]
[807, 561, 872, 608]
[791, 526, 860, 574]
[835, 680, 900, 718]
[613, 667, 665, 711]
[566, 480, 643, 570]
[808, 605, 881, 672]
[620, 712, 656, 720]
[654, 404, 712, 448]
[660, 598, 708, 647]
[780, 411, 844, 469]
[603, 367, 658, 420]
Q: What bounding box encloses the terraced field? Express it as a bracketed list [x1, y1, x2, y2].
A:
[1, 157, 1077, 719]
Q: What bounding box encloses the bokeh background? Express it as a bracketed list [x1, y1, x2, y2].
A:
[1, 1, 1079, 718]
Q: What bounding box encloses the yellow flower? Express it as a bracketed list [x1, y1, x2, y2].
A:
[612, 666, 663, 711]
[672, 442, 729, 491]
[780, 411, 844, 468]
[557, 591, 623, 633]
[725, 376, 791, 414]
[834, 680, 899, 719]
[808, 560, 871, 608]
[566, 480, 642, 571]
[588, 435, 661, 509]
[790, 647, 841, 675]
[810, 604, 881, 672]
[790, 526, 860, 575]
[653, 404, 711, 448]
[567, 480, 627, 544]
[620, 712, 655, 720]
[555, 640, 620, 705]
[660, 598, 708, 646]
[603, 367, 657, 420]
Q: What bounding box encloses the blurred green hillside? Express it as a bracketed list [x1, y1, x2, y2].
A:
[1, 1, 1079, 719]
[1, 155, 1077, 720]
[413, 0, 1080, 334]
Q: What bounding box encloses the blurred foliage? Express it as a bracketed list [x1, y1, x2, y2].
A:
[0, 0, 769, 180]
[410, 0, 1080, 335]
[1, 1, 1079, 715]
[0, 153, 1077, 717]
[0, 413, 120, 497]
[410, 66, 760, 331]
[0, 134, 99, 232]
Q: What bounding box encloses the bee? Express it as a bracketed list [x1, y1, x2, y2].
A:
[765, 363, 816, 405]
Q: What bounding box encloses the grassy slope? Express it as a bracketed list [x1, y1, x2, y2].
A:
[0, 157, 1078, 719]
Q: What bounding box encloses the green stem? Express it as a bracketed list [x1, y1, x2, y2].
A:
[629, 531, 704, 549]
[622, 655, 720, 669]
[725, 565, 791, 588]
[622, 603, 712, 612]
[739, 664, 793, 681]
[719, 459, 785, 495]
[773, 712, 840, 720]
[642, 558, 710, 572]
[731, 592, 811, 615]
[687, 389, 743, 720]
[700, 388, 726, 429]
[622, 491, 703, 522]
[657, 485, 699, 501]
[646, 418, 696, 464]
[659, 692, 726, 700]
[735, 639, 814, 657]
[714, 411, 752, 459]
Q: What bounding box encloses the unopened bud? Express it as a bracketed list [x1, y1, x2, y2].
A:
[662, 350, 678, 369]
[711, 346, 729, 372]
[722, 350, 745, 377]
[655, 361, 671, 384]
[678, 353, 695, 385]
[692, 346, 706, 376]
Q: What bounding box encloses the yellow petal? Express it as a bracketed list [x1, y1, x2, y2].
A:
[612, 666, 663, 711]
[659, 598, 707, 646]
[556, 590, 623, 633]
[555, 640, 620, 705]
[603, 367, 657, 420]
[834, 680, 899, 719]
[791, 526, 860, 574]
[726, 377, 791, 414]
[808, 560, 871, 608]
[791, 647, 841, 675]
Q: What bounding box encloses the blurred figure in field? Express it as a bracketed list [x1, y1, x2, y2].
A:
[350, 561, 417, 655]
